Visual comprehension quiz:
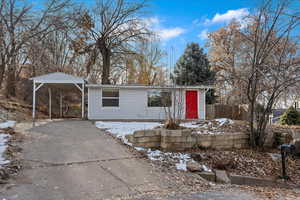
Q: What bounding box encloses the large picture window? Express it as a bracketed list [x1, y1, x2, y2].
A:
[102, 89, 119, 107]
[148, 90, 172, 107]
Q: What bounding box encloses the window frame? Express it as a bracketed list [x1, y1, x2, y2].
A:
[102, 88, 120, 107]
[147, 89, 172, 107]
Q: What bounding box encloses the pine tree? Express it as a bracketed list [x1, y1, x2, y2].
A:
[173, 43, 216, 103]
[279, 106, 300, 125]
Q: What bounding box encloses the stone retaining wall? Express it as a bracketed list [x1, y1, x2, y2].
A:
[126, 129, 249, 151]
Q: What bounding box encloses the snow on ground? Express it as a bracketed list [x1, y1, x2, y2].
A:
[146, 149, 191, 171]
[180, 122, 200, 129]
[0, 133, 10, 166]
[0, 120, 16, 129]
[194, 130, 223, 135]
[95, 121, 212, 172]
[95, 121, 162, 146]
[174, 153, 191, 171]
[214, 118, 234, 126]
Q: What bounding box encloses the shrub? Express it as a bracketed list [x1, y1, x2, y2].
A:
[279, 106, 300, 125]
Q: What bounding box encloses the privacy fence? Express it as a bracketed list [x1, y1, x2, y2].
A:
[206, 104, 249, 121]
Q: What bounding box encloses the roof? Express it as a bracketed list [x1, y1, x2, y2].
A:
[86, 84, 213, 90]
[30, 72, 85, 84]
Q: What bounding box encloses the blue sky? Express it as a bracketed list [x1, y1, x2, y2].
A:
[33, 0, 298, 66]
[146, 0, 257, 65]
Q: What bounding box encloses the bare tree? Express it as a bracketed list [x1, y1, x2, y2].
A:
[73, 0, 149, 84]
[240, 0, 300, 147]
[0, 0, 71, 97]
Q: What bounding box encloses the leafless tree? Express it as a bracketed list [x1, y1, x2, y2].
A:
[239, 0, 300, 147]
[73, 0, 150, 84]
[0, 0, 71, 97]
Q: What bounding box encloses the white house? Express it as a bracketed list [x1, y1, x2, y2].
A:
[87, 84, 211, 121]
[31, 72, 212, 121]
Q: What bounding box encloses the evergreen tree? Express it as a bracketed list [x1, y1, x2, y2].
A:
[279, 106, 300, 125]
[173, 43, 216, 103]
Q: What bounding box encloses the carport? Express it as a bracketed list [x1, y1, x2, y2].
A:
[30, 72, 86, 120]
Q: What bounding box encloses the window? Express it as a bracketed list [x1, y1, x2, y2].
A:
[102, 89, 119, 107]
[148, 90, 172, 107]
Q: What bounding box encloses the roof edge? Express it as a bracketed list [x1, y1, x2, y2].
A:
[86, 84, 213, 89]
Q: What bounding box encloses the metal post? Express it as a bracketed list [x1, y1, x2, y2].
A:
[281, 150, 287, 179]
[48, 87, 52, 119]
[60, 92, 63, 118]
[32, 81, 36, 121]
[82, 83, 84, 119]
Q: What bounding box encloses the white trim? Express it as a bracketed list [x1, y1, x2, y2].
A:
[87, 84, 213, 90]
[203, 90, 206, 120]
[30, 72, 85, 84]
[35, 83, 44, 92]
[73, 83, 83, 92]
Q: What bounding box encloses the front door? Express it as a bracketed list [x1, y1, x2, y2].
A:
[185, 90, 198, 119]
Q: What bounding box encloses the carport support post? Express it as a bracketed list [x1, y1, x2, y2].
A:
[48, 88, 52, 119]
[82, 83, 84, 119]
[32, 81, 36, 121]
[60, 92, 63, 118]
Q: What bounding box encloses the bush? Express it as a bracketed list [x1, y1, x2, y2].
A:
[279, 106, 300, 125]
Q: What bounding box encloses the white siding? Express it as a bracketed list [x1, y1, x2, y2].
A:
[198, 90, 206, 120]
[88, 87, 206, 120]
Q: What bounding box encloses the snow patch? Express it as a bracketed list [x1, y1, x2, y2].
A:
[176, 160, 187, 171]
[214, 118, 233, 126]
[147, 149, 163, 161]
[180, 122, 199, 128]
[0, 133, 10, 166]
[95, 121, 210, 172]
[202, 164, 212, 172]
[0, 121, 16, 129]
[174, 153, 190, 171]
[195, 130, 224, 135]
[95, 121, 162, 144]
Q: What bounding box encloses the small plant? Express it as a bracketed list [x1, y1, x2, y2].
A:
[279, 106, 300, 126]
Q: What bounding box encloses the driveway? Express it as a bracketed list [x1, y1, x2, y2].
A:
[0, 120, 164, 200]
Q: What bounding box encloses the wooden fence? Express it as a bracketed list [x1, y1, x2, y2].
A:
[206, 104, 249, 120]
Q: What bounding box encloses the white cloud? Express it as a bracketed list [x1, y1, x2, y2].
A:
[143, 17, 186, 41]
[143, 17, 160, 27]
[204, 8, 249, 25]
[198, 29, 209, 40]
[158, 27, 186, 40]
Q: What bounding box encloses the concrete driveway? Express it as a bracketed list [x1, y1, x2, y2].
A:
[0, 120, 164, 200]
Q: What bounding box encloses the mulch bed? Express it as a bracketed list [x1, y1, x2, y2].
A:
[190, 148, 300, 186]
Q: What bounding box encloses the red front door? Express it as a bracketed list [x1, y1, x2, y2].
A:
[186, 90, 198, 119]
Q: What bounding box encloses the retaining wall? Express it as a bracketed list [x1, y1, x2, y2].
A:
[126, 129, 249, 151]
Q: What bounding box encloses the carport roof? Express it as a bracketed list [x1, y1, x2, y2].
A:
[30, 72, 85, 84]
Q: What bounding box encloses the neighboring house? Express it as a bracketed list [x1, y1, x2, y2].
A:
[31, 72, 212, 121]
[87, 85, 211, 120]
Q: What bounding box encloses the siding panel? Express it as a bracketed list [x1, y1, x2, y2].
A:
[88, 88, 206, 120]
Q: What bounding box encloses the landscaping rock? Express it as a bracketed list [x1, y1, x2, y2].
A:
[186, 161, 204, 172]
[215, 169, 231, 184]
[268, 153, 281, 162]
[197, 171, 215, 182]
[292, 139, 300, 156]
[191, 152, 206, 162]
